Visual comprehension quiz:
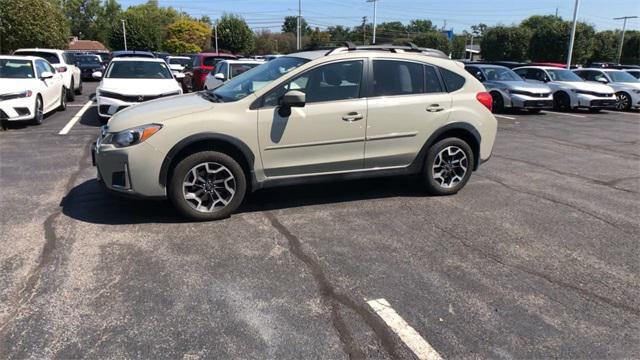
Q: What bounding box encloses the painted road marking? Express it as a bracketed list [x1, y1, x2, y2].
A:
[494, 114, 516, 120]
[58, 100, 93, 135]
[367, 298, 442, 360]
[542, 111, 586, 118]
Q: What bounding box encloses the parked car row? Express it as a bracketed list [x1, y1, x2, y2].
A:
[465, 63, 640, 112]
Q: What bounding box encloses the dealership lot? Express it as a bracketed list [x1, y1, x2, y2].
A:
[0, 82, 638, 358]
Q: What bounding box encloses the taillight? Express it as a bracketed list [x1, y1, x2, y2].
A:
[57, 66, 67, 73]
[476, 92, 493, 112]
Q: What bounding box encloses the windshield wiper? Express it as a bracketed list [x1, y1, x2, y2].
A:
[200, 91, 222, 103]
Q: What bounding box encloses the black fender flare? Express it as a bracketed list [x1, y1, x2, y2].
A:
[410, 122, 482, 171]
[158, 132, 256, 187]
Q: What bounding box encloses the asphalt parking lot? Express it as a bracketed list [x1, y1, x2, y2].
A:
[1, 82, 639, 359]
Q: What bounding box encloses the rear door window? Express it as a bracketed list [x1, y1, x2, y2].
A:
[372, 60, 425, 96]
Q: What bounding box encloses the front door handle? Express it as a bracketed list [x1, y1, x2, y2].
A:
[427, 104, 444, 112]
[342, 112, 364, 122]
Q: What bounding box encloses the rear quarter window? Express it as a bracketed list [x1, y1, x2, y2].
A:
[439, 67, 465, 92]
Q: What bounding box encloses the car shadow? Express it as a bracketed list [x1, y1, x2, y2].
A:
[62, 176, 427, 225]
[79, 106, 103, 127]
[0, 111, 59, 131]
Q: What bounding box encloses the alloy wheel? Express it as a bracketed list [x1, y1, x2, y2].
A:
[432, 146, 468, 189]
[35, 97, 44, 123]
[616, 92, 630, 111]
[182, 162, 236, 213]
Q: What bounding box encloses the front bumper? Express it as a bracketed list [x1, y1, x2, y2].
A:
[0, 97, 34, 121]
[574, 93, 617, 109]
[508, 94, 553, 109]
[92, 130, 167, 198]
[96, 95, 137, 118]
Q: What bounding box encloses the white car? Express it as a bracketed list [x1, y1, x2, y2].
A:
[514, 66, 617, 111]
[625, 69, 640, 79]
[203, 59, 264, 90]
[0, 55, 67, 125]
[167, 56, 192, 75]
[13, 48, 82, 101]
[573, 68, 640, 111]
[94, 57, 183, 120]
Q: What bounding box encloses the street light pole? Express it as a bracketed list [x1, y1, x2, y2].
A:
[367, 0, 378, 44]
[214, 23, 219, 53]
[121, 20, 127, 51]
[297, 0, 301, 50]
[566, 0, 580, 69]
[613, 16, 638, 64]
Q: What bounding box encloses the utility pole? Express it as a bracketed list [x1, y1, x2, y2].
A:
[121, 19, 127, 51]
[566, 0, 580, 69]
[613, 16, 638, 64]
[367, 0, 378, 44]
[297, 0, 301, 50]
[214, 22, 219, 53]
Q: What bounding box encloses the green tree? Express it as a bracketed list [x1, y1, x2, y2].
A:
[621, 31, 640, 64]
[376, 21, 406, 44]
[480, 26, 531, 61]
[327, 25, 351, 44]
[527, 18, 594, 64]
[162, 38, 200, 54]
[407, 19, 435, 33]
[413, 32, 451, 54]
[0, 0, 69, 52]
[282, 16, 311, 35]
[308, 27, 331, 48]
[165, 19, 210, 51]
[108, 0, 182, 51]
[590, 31, 620, 63]
[64, 0, 103, 40]
[217, 13, 254, 54]
[451, 35, 467, 59]
[470, 23, 488, 36]
[95, 0, 122, 45]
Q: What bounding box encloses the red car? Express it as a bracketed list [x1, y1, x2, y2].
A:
[187, 52, 237, 91]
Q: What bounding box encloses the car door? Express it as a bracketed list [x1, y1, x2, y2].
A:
[364, 59, 451, 168]
[35, 60, 59, 112]
[257, 59, 367, 177]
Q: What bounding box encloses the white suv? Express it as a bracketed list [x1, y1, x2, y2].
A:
[13, 49, 82, 101]
[93, 45, 497, 220]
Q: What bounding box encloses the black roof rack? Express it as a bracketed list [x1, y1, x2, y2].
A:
[325, 42, 448, 58]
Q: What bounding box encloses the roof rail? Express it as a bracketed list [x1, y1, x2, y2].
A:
[323, 42, 448, 59]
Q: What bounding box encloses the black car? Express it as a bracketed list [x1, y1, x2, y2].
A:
[75, 54, 105, 80]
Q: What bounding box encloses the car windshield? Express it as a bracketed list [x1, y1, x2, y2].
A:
[169, 58, 191, 67]
[105, 61, 173, 79]
[13, 51, 59, 64]
[0, 59, 35, 78]
[547, 69, 583, 82]
[77, 56, 101, 65]
[607, 71, 639, 83]
[211, 56, 309, 102]
[481, 67, 522, 81]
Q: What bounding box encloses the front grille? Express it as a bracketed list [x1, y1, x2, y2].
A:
[511, 90, 551, 98]
[523, 100, 553, 108]
[590, 99, 617, 108]
[99, 90, 179, 103]
[0, 110, 8, 119]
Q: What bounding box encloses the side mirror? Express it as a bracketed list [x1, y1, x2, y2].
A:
[92, 71, 103, 79]
[174, 72, 185, 80]
[597, 77, 608, 84]
[214, 73, 225, 80]
[278, 90, 306, 117]
[40, 71, 54, 80]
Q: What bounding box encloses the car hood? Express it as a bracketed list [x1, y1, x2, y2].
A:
[107, 92, 215, 132]
[99, 78, 181, 96]
[488, 80, 551, 92]
[0, 79, 39, 94]
[554, 81, 613, 93]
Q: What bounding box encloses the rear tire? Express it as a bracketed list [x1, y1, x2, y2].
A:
[169, 151, 247, 221]
[423, 137, 474, 196]
[67, 80, 75, 102]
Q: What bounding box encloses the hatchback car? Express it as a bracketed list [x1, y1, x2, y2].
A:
[93, 45, 497, 220]
[203, 59, 264, 90]
[514, 66, 616, 111]
[573, 68, 640, 111]
[465, 64, 553, 113]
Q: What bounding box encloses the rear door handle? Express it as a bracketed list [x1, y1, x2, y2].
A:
[342, 112, 364, 122]
[427, 104, 444, 112]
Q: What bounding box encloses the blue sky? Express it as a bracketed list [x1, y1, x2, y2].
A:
[120, 0, 640, 33]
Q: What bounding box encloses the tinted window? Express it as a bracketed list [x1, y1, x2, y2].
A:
[425, 66, 443, 93]
[14, 51, 60, 64]
[76, 55, 101, 65]
[105, 61, 173, 79]
[219, 62, 228, 76]
[203, 57, 228, 67]
[231, 63, 260, 78]
[373, 60, 424, 96]
[514, 68, 528, 78]
[440, 67, 465, 92]
[263, 60, 363, 106]
[465, 66, 484, 81]
[482, 67, 522, 81]
[0, 59, 35, 78]
[608, 71, 639, 83]
[169, 58, 191, 67]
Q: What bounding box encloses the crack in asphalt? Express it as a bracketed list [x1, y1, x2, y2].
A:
[493, 154, 639, 194]
[0, 139, 94, 338]
[265, 212, 403, 360]
[477, 174, 637, 236]
[430, 222, 640, 318]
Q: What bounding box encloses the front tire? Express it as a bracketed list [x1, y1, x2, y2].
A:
[553, 91, 571, 111]
[169, 151, 247, 221]
[616, 92, 631, 111]
[491, 91, 504, 113]
[32, 96, 44, 125]
[423, 137, 474, 195]
[67, 80, 75, 102]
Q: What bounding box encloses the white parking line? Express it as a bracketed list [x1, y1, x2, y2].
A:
[542, 110, 586, 118]
[58, 100, 93, 135]
[367, 298, 442, 360]
[494, 114, 516, 120]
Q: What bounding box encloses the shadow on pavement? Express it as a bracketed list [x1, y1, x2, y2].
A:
[79, 107, 103, 127]
[62, 176, 427, 225]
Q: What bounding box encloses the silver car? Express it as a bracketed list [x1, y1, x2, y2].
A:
[465, 64, 553, 113]
[573, 68, 640, 111]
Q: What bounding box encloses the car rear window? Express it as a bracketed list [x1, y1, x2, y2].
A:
[13, 51, 60, 65]
[439, 67, 465, 92]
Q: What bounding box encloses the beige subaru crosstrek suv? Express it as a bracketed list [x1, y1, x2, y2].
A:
[92, 44, 497, 220]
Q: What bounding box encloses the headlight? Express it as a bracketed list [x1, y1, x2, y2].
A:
[0, 90, 32, 101]
[104, 124, 163, 148]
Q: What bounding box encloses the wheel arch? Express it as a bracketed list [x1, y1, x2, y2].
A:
[159, 133, 256, 189]
[413, 122, 482, 171]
